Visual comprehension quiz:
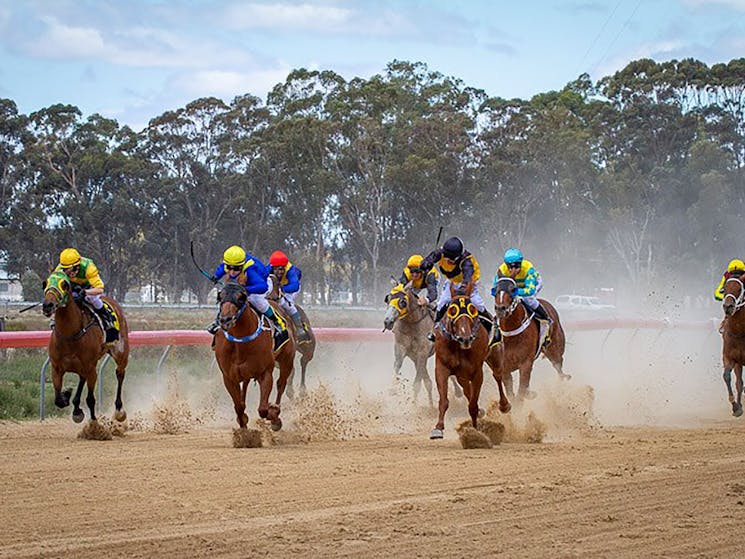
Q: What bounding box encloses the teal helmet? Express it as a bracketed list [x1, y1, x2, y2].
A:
[504, 248, 523, 264]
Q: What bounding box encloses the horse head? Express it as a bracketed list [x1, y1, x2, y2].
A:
[383, 282, 414, 330]
[443, 283, 480, 349]
[723, 274, 745, 317]
[42, 272, 72, 318]
[493, 277, 519, 319]
[218, 280, 248, 330]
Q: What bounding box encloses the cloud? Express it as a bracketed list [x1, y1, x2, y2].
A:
[683, 0, 745, 10]
[169, 66, 292, 100]
[14, 16, 254, 69]
[561, 2, 607, 16]
[221, 2, 353, 31]
[593, 40, 687, 77]
[484, 41, 518, 56]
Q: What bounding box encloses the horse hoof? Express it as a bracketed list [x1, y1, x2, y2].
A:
[72, 410, 84, 423]
[114, 409, 127, 422]
[430, 428, 444, 440]
[270, 418, 283, 432]
[477, 408, 485, 418]
[500, 402, 512, 414]
[560, 373, 572, 381]
[733, 404, 743, 417]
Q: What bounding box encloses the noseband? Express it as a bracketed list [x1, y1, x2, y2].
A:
[440, 297, 480, 346]
[724, 277, 745, 313]
[494, 277, 521, 317]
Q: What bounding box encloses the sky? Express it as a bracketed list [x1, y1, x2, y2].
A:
[0, 0, 744, 131]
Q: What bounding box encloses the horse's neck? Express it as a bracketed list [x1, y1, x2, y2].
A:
[54, 303, 85, 336]
[728, 309, 745, 333]
[500, 301, 529, 330]
[233, 306, 260, 335]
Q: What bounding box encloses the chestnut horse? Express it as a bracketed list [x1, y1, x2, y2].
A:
[384, 282, 436, 405]
[42, 271, 129, 424]
[268, 274, 315, 397]
[720, 275, 745, 417]
[215, 280, 294, 431]
[486, 277, 570, 410]
[430, 284, 489, 439]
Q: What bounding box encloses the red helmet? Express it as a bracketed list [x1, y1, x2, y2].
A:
[269, 250, 289, 267]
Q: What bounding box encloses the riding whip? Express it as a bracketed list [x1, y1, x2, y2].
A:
[190, 240, 217, 283]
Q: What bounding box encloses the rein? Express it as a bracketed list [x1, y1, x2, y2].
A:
[46, 289, 99, 342]
[219, 293, 267, 344]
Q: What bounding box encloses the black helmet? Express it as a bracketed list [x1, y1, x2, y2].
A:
[442, 237, 464, 259]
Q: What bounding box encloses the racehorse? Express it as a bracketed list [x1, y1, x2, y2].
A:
[268, 273, 315, 397]
[486, 277, 570, 409]
[720, 274, 745, 417]
[430, 284, 489, 439]
[384, 282, 436, 405]
[42, 271, 129, 424]
[214, 280, 289, 431]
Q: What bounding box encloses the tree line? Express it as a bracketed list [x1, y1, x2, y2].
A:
[1, 58, 743, 305]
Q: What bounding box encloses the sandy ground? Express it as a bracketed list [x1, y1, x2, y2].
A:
[1, 414, 744, 559]
[2, 327, 742, 558]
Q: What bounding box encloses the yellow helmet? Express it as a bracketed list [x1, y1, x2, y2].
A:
[728, 259, 745, 273]
[406, 254, 423, 270]
[223, 245, 246, 266]
[59, 248, 81, 268]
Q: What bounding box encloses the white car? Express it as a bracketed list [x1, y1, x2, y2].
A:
[554, 294, 616, 312]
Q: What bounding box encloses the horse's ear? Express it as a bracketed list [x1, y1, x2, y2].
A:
[41, 279, 47, 291]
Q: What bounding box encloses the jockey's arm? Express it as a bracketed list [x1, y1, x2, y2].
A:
[282, 267, 301, 293]
[461, 257, 475, 284]
[420, 249, 442, 272]
[84, 263, 105, 295]
[426, 272, 438, 302]
[517, 269, 539, 297]
[714, 274, 726, 301]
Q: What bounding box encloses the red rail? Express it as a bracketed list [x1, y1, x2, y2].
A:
[0, 320, 718, 349]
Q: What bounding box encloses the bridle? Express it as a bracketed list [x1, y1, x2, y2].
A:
[218, 282, 264, 343]
[724, 277, 745, 314]
[440, 296, 480, 347]
[494, 277, 521, 318]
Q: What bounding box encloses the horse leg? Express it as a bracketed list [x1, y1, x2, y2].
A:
[393, 343, 405, 381]
[286, 368, 295, 401]
[468, 373, 484, 429]
[71, 376, 86, 423]
[299, 352, 310, 396]
[723, 366, 741, 416]
[494, 371, 512, 414]
[503, 370, 515, 399]
[415, 358, 434, 407]
[84, 370, 97, 421]
[430, 363, 450, 439]
[545, 349, 571, 381]
[735, 365, 744, 418]
[517, 362, 537, 401]
[113, 366, 127, 422]
[52, 365, 72, 409]
[257, 367, 274, 421]
[271, 360, 292, 431]
[223, 376, 248, 429]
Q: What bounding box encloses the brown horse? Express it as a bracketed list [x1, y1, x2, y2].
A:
[384, 282, 436, 405]
[41, 271, 129, 424]
[267, 274, 315, 397]
[214, 280, 285, 431]
[486, 277, 570, 410]
[430, 284, 489, 439]
[721, 275, 745, 417]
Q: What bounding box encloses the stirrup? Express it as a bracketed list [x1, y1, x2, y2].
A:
[273, 329, 290, 352]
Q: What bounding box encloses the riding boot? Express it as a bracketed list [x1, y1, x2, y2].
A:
[427, 306, 448, 342]
[206, 310, 220, 335]
[531, 303, 552, 347]
[291, 311, 310, 342]
[264, 307, 290, 352]
[95, 306, 119, 344]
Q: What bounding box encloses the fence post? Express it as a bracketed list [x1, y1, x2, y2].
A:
[39, 357, 50, 420]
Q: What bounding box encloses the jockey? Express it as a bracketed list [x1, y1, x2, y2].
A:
[493, 248, 551, 327]
[267, 250, 310, 342]
[714, 259, 745, 301]
[207, 245, 289, 352]
[393, 254, 439, 306]
[419, 237, 493, 342]
[54, 248, 118, 344]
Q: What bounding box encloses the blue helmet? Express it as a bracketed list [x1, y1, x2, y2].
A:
[504, 248, 523, 264]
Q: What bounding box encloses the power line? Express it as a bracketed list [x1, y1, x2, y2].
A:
[576, 0, 624, 76]
[588, 0, 644, 78]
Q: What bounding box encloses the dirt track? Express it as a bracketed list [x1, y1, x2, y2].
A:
[2, 417, 744, 559]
